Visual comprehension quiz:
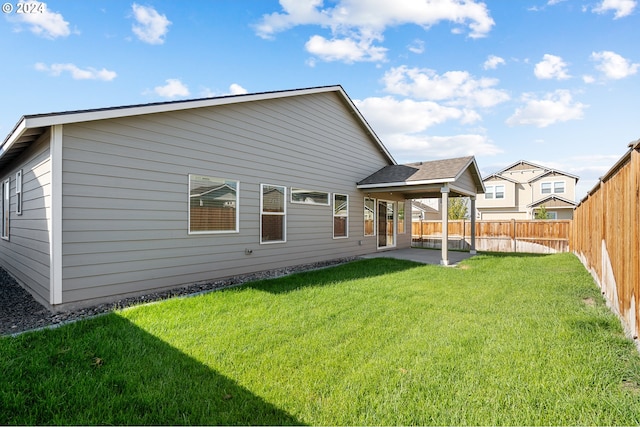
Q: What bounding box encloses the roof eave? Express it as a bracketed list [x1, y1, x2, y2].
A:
[357, 177, 456, 189]
[1, 85, 397, 169]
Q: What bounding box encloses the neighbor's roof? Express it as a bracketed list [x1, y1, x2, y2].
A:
[527, 169, 580, 183]
[357, 156, 485, 194]
[527, 195, 578, 208]
[488, 159, 579, 183]
[0, 85, 395, 170]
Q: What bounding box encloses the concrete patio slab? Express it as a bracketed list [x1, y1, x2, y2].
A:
[360, 247, 475, 265]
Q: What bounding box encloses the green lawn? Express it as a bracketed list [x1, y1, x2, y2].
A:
[1, 252, 640, 425]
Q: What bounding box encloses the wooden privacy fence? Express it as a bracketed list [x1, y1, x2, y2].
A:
[571, 141, 640, 343]
[412, 219, 571, 253]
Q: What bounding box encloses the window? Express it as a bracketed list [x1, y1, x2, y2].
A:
[333, 193, 348, 238]
[553, 181, 565, 194]
[541, 181, 565, 194]
[2, 179, 9, 240]
[189, 175, 239, 234]
[291, 188, 329, 205]
[398, 200, 405, 234]
[261, 184, 286, 243]
[485, 185, 494, 199]
[364, 197, 375, 236]
[541, 182, 552, 194]
[485, 185, 505, 199]
[15, 170, 22, 215]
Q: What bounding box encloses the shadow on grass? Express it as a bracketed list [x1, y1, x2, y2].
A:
[242, 257, 424, 295]
[0, 314, 303, 426]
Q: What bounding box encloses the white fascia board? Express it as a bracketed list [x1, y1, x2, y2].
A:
[0, 119, 27, 157]
[357, 178, 456, 189]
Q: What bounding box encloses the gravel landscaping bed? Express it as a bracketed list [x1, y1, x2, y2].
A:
[0, 257, 358, 336]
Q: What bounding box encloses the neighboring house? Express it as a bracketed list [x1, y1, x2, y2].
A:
[476, 160, 579, 220]
[412, 199, 441, 221]
[0, 85, 483, 310]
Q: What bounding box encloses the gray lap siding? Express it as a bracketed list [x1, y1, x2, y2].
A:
[0, 134, 52, 305]
[60, 92, 398, 305]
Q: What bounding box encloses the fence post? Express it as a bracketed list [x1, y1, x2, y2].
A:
[512, 219, 517, 252]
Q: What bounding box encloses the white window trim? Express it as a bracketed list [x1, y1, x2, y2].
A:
[398, 200, 406, 234]
[260, 183, 287, 244]
[2, 178, 10, 240]
[485, 185, 494, 199]
[188, 174, 240, 235]
[485, 184, 505, 199]
[377, 199, 396, 249]
[541, 180, 565, 195]
[290, 188, 330, 206]
[333, 193, 349, 239]
[553, 181, 565, 194]
[15, 170, 22, 216]
[364, 197, 376, 237]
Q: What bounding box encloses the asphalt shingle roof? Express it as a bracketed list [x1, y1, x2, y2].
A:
[358, 156, 474, 185]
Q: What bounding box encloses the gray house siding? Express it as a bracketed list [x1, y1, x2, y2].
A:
[59, 91, 398, 305]
[453, 169, 477, 196]
[0, 133, 51, 304]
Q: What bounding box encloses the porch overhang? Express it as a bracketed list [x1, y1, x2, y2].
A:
[357, 156, 485, 265]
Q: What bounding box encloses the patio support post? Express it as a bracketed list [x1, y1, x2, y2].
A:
[470, 196, 477, 255]
[441, 185, 449, 266]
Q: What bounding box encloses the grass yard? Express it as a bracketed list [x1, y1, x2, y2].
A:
[1, 252, 640, 425]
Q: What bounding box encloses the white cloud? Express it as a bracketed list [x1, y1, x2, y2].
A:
[593, 0, 637, 18]
[152, 79, 190, 99]
[228, 83, 248, 95]
[382, 66, 510, 108]
[534, 54, 571, 80]
[382, 133, 503, 161]
[200, 83, 249, 98]
[354, 97, 501, 160]
[255, 0, 494, 63]
[305, 35, 387, 63]
[506, 90, 587, 127]
[590, 50, 639, 79]
[11, 1, 71, 39]
[35, 62, 117, 81]
[131, 3, 171, 44]
[408, 39, 425, 54]
[355, 96, 479, 135]
[483, 55, 505, 70]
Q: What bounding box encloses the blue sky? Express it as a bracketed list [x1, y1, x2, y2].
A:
[1, 0, 639, 200]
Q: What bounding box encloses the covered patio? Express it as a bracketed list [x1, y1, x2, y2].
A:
[357, 156, 485, 265]
[361, 247, 475, 265]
